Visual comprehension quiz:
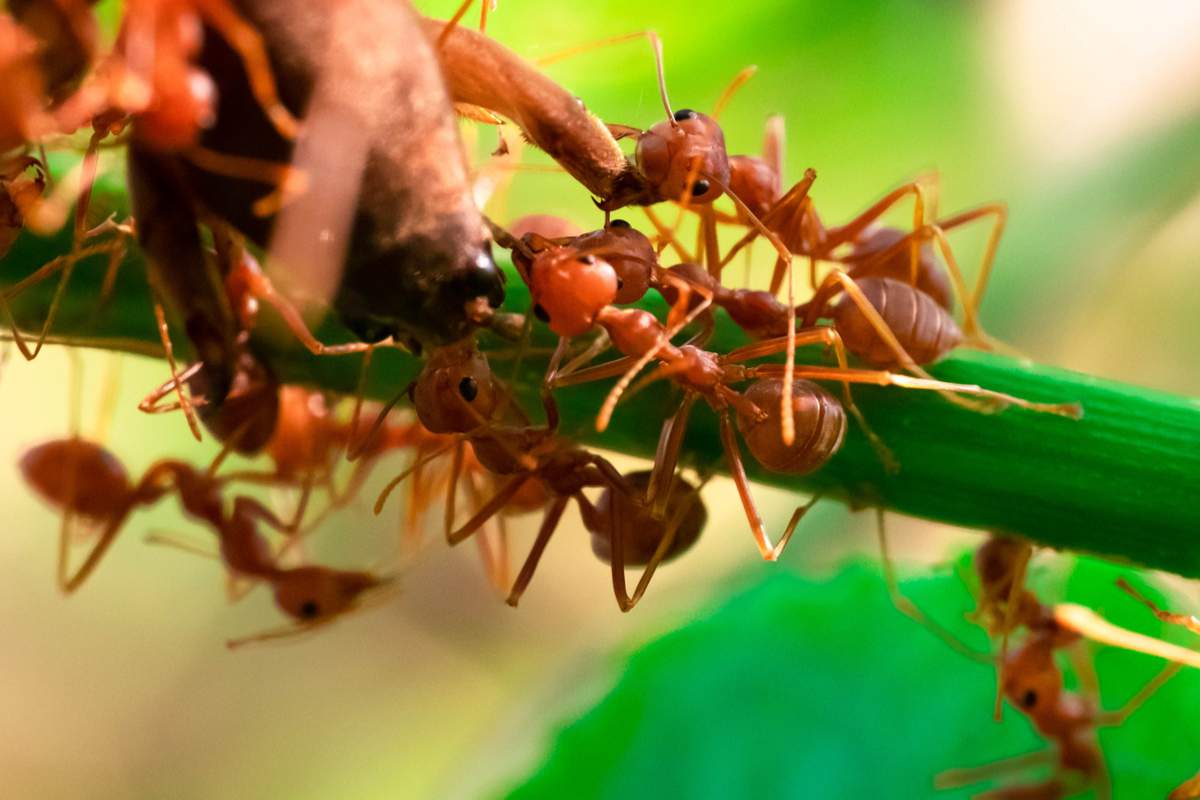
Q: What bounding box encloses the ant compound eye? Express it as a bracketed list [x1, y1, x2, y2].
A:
[300, 600, 321, 619]
[1021, 689, 1038, 709]
[458, 376, 479, 402]
[673, 108, 698, 122]
[609, 219, 631, 229]
[691, 179, 711, 197]
[533, 304, 550, 322]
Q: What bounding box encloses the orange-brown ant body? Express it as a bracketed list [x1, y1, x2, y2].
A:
[20, 436, 384, 642]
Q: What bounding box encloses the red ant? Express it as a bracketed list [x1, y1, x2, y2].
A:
[510, 237, 1078, 554]
[372, 335, 696, 609]
[20, 434, 386, 644]
[937, 613, 1182, 800]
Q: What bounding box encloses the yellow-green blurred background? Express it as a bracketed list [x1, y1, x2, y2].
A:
[4, 1, 1200, 797]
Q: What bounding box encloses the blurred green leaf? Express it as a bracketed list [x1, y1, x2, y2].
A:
[505, 560, 1200, 799]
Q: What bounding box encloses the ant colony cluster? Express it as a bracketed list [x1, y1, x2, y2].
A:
[1, 2, 1195, 795]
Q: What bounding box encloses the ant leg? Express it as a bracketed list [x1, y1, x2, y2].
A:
[646, 392, 697, 518]
[720, 169, 818, 275]
[506, 495, 569, 607]
[183, 150, 306, 219]
[595, 285, 713, 432]
[749, 362, 1083, 419]
[448, 473, 530, 546]
[875, 510, 991, 663]
[60, 505, 136, 593]
[717, 408, 783, 561]
[608, 480, 694, 612]
[1098, 661, 1183, 727]
[231, 251, 383, 356]
[465, 470, 510, 594]
[936, 203, 1007, 333]
[443, 440, 466, 541]
[805, 269, 998, 413]
[149, 293, 203, 441]
[137, 362, 206, 415]
[1053, 604, 1200, 669]
[1117, 578, 1200, 636]
[820, 180, 932, 274]
[373, 439, 457, 514]
[1169, 771, 1200, 800]
[195, 0, 300, 139]
[935, 750, 1056, 790]
[769, 493, 821, 561]
[643, 206, 697, 263]
[993, 542, 1033, 720]
[0, 237, 125, 360]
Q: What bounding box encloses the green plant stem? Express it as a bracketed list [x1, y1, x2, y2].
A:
[4, 203, 1200, 578]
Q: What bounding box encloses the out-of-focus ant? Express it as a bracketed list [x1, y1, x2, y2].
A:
[938, 614, 1182, 800]
[20, 434, 388, 645]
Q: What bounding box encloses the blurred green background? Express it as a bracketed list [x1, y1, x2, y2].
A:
[3, 0, 1200, 797]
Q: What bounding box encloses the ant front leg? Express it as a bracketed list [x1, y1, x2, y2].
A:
[230, 249, 385, 356]
[196, 0, 300, 140]
[716, 406, 788, 561]
[718, 168, 817, 276]
[447, 472, 531, 547]
[506, 495, 570, 607]
[873, 510, 992, 664]
[820, 179, 934, 279]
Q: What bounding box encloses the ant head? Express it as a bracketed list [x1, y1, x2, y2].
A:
[571, 221, 657, 304]
[527, 245, 619, 337]
[271, 566, 381, 623]
[736, 379, 846, 474]
[412, 340, 499, 434]
[636, 109, 730, 205]
[728, 155, 781, 221]
[1002, 637, 1063, 720]
[591, 470, 706, 566]
[20, 438, 133, 520]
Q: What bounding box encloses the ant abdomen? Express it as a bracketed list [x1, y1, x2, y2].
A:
[844, 226, 953, 311]
[831, 276, 962, 367]
[590, 470, 706, 567]
[20, 439, 131, 519]
[737, 379, 845, 474]
[636, 110, 730, 204]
